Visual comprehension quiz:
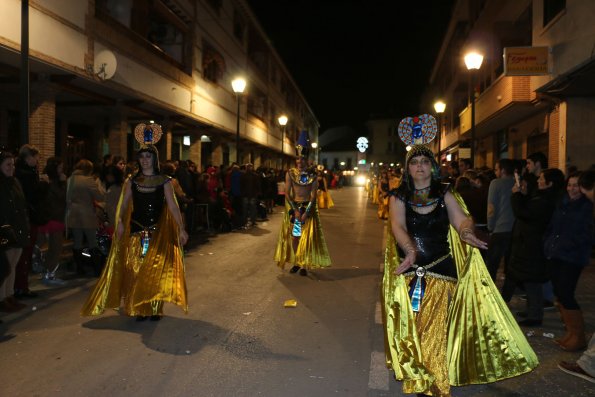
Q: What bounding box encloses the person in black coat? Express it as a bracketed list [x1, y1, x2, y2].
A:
[14, 144, 49, 298]
[544, 172, 594, 351]
[0, 151, 31, 312]
[502, 168, 565, 326]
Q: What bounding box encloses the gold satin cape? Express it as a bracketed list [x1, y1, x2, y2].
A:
[274, 199, 332, 270]
[317, 187, 335, 209]
[382, 191, 538, 395]
[81, 182, 188, 317]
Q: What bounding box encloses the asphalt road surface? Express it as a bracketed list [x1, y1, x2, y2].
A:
[0, 186, 593, 396]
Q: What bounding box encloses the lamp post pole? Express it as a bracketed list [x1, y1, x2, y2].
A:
[235, 94, 241, 163]
[278, 115, 288, 169]
[231, 77, 246, 164]
[464, 51, 483, 167]
[433, 100, 446, 162]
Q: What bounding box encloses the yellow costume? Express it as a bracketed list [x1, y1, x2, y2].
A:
[371, 178, 379, 204]
[382, 190, 538, 396]
[317, 176, 334, 209]
[274, 168, 331, 270]
[81, 175, 188, 317]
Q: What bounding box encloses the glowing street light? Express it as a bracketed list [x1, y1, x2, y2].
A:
[464, 51, 484, 165]
[232, 77, 247, 163]
[434, 100, 446, 159]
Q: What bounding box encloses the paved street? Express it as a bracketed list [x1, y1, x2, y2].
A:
[1, 187, 594, 396]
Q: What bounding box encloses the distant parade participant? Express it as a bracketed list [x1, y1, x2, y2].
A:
[81, 123, 188, 321]
[316, 166, 334, 209]
[274, 131, 331, 276]
[382, 114, 537, 396]
[377, 170, 390, 220]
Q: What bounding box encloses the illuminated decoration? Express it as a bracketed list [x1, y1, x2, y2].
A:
[356, 137, 369, 153]
[406, 145, 412, 152]
[358, 159, 366, 165]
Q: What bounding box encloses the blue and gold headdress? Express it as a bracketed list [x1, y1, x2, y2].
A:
[295, 130, 310, 158]
[397, 114, 440, 183]
[134, 122, 164, 172]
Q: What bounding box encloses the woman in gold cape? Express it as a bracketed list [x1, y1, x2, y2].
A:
[316, 171, 334, 209]
[382, 145, 538, 396]
[81, 143, 188, 319]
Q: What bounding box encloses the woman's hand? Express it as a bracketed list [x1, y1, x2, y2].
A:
[460, 229, 488, 250]
[179, 229, 188, 246]
[395, 250, 416, 275]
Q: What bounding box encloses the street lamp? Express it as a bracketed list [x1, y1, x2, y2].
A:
[433, 100, 446, 161]
[232, 77, 247, 163]
[464, 51, 483, 166]
[278, 114, 288, 168]
[311, 142, 318, 164]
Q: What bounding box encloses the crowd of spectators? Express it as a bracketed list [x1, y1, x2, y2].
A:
[0, 145, 298, 316]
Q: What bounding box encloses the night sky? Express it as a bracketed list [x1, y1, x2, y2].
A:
[247, 0, 455, 132]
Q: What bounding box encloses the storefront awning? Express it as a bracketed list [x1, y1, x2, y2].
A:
[537, 57, 595, 98]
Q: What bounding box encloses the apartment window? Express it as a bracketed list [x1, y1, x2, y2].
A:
[387, 126, 392, 136]
[96, 0, 190, 70]
[248, 87, 266, 120]
[202, 44, 226, 83]
[206, 0, 223, 14]
[543, 0, 565, 27]
[233, 10, 246, 42]
[387, 141, 393, 153]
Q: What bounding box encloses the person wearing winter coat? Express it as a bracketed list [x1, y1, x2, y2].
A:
[0, 151, 30, 312]
[66, 159, 105, 276]
[502, 168, 566, 326]
[14, 144, 49, 298]
[544, 172, 594, 351]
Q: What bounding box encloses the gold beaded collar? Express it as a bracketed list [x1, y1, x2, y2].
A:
[289, 168, 316, 186]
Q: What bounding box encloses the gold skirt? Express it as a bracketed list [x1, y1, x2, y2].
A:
[382, 198, 538, 396]
[274, 200, 331, 270]
[317, 190, 334, 209]
[81, 194, 188, 317]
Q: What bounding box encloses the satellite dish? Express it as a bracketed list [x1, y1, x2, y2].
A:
[94, 50, 117, 80]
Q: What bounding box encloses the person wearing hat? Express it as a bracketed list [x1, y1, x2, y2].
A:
[81, 123, 188, 321]
[382, 115, 537, 396]
[274, 131, 331, 276]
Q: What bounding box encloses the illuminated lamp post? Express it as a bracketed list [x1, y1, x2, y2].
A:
[311, 142, 318, 164]
[278, 114, 288, 168]
[231, 77, 247, 163]
[464, 51, 484, 166]
[433, 100, 446, 161]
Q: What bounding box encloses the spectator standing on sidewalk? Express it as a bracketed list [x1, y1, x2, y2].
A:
[503, 168, 565, 326]
[558, 169, 595, 383]
[38, 157, 67, 284]
[544, 171, 593, 351]
[66, 159, 105, 276]
[0, 151, 29, 312]
[14, 144, 49, 299]
[240, 163, 261, 228]
[486, 159, 516, 281]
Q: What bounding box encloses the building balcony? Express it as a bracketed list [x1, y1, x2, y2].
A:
[459, 75, 538, 138]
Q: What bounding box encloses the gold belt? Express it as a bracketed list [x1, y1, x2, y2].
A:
[403, 253, 456, 282]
